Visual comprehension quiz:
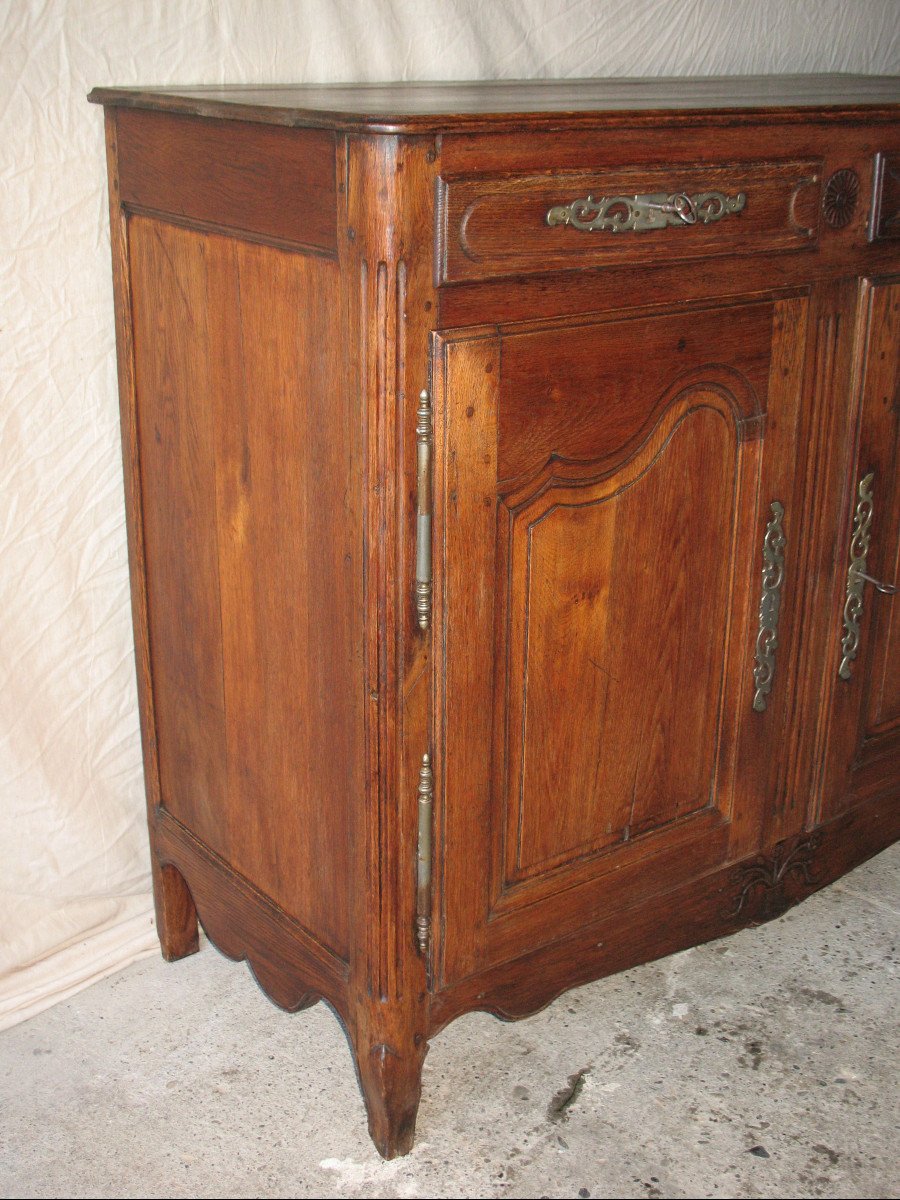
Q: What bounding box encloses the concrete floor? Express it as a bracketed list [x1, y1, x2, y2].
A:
[1, 847, 897, 1200]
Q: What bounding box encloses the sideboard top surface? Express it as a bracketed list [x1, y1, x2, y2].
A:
[88, 74, 900, 133]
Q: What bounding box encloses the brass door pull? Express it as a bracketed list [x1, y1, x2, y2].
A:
[546, 190, 746, 233]
[752, 500, 787, 713]
[837, 471, 894, 680]
[852, 571, 898, 595]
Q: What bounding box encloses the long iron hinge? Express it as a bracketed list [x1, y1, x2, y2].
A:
[415, 752, 433, 955]
[415, 389, 433, 632]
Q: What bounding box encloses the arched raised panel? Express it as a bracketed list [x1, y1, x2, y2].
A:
[499, 395, 743, 888]
[434, 295, 807, 987]
[496, 306, 771, 487]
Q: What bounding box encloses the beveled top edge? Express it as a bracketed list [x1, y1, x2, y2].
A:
[88, 75, 900, 133]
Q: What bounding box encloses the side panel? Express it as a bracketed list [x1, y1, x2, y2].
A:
[128, 215, 359, 963]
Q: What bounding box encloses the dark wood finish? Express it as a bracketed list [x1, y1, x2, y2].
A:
[117, 109, 336, 250]
[437, 118, 892, 189]
[92, 80, 900, 1160]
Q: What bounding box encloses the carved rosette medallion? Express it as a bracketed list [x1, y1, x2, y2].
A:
[822, 168, 859, 229]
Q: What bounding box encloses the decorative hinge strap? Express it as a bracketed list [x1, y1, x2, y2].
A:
[415, 752, 433, 955]
[415, 389, 433, 632]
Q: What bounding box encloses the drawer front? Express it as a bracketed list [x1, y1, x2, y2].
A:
[438, 158, 822, 283]
[870, 152, 900, 241]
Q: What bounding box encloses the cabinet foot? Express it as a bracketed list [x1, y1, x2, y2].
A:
[353, 1034, 428, 1159]
[152, 860, 200, 961]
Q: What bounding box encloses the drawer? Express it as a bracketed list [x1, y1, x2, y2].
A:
[870, 152, 900, 241]
[437, 158, 822, 283]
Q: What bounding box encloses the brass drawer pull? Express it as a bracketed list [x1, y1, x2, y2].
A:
[752, 501, 787, 713]
[838, 471, 897, 679]
[546, 189, 746, 233]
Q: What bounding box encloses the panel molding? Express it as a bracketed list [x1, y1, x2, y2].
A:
[496, 389, 746, 895]
[430, 789, 900, 1031]
[499, 364, 763, 504]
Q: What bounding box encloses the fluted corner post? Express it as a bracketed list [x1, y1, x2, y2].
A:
[340, 131, 439, 1158]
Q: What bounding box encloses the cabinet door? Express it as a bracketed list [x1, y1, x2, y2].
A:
[818, 279, 900, 818]
[432, 296, 808, 987]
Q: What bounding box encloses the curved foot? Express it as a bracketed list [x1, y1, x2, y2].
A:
[153, 860, 200, 961]
[354, 1034, 428, 1159]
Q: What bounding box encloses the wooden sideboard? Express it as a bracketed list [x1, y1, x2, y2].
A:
[89, 76, 900, 1158]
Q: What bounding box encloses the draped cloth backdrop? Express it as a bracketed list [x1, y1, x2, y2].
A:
[1, 0, 898, 1030]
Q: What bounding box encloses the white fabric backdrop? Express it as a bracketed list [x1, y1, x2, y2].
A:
[2, 0, 898, 1031]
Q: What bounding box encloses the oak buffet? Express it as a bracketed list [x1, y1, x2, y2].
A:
[88, 76, 900, 1157]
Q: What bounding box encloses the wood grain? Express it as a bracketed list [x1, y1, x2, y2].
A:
[496, 303, 771, 484]
[340, 133, 438, 1158]
[117, 109, 336, 251]
[429, 788, 900, 1034]
[433, 295, 796, 985]
[103, 111, 201, 962]
[505, 402, 736, 879]
[155, 808, 350, 1017]
[129, 216, 359, 962]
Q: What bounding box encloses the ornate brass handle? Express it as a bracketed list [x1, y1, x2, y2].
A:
[752, 501, 787, 713]
[838, 471, 897, 680]
[853, 571, 898, 595]
[546, 190, 746, 233]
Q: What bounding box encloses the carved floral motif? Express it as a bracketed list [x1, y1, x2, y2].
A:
[728, 832, 823, 921]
